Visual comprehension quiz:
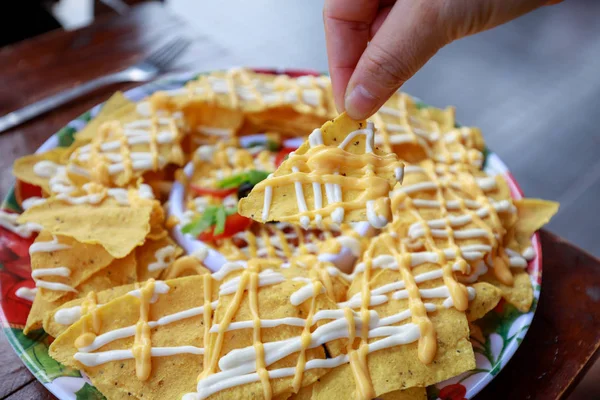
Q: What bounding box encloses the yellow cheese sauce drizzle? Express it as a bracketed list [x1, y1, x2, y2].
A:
[421, 165, 469, 311]
[132, 279, 155, 381]
[248, 262, 272, 399]
[434, 134, 512, 285]
[291, 269, 321, 392]
[89, 122, 111, 185]
[382, 234, 437, 364]
[253, 145, 399, 226]
[200, 269, 250, 380]
[74, 291, 101, 349]
[348, 245, 375, 399]
[200, 273, 213, 381]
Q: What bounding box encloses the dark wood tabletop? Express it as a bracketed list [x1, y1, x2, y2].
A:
[0, 3, 599, 400]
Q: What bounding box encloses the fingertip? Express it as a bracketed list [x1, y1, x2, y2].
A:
[344, 84, 378, 120]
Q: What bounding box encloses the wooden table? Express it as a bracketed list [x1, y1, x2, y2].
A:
[0, 3, 599, 399]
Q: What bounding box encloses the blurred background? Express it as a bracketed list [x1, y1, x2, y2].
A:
[1, 0, 599, 397]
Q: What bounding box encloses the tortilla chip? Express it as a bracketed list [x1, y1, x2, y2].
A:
[480, 268, 533, 313]
[466, 282, 502, 321]
[161, 253, 211, 280]
[203, 277, 340, 399]
[510, 198, 559, 253]
[315, 232, 475, 399]
[378, 387, 428, 400]
[12, 147, 73, 194]
[151, 69, 336, 119]
[289, 384, 427, 400]
[287, 383, 314, 400]
[74, 91, 136, 143]
[69, 112, 185, 187]
[44, 283, 137, 338]
[370, 92, 484, 169]
[18, 197, 153, 258]
[49, 275, 210, 400]
[30, 231, 115, 303]
[246, 107, 330, 138]
[24, 252, 137, 334]
[388, 160, 515, 285]
[183, 102, 245, 144]
[135, 235, 182, 281]
[25, 291, 76, 334]
[239, 113, 403, 229]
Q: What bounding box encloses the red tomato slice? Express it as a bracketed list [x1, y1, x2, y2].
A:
[275, 147, 295, 167]
[198, 213, 252, 242]
[190, 185, 237, 199]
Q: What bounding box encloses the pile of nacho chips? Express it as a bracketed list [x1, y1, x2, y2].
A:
[8, 68, 559, 400]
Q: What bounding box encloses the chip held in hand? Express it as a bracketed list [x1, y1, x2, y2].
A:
[238, 113, 404, 229]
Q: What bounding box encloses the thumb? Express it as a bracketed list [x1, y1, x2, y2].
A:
[344, 2, 448, 119]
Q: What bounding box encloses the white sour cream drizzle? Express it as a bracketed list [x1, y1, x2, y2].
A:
[0, 210, 42, 238]
[15, 287, 37, 302]
[523, 246, 536, 261]
[75, 347, 204, 367]
[31, 266, 77, 292]
[22, 197, 47, 210]
[147, 245, 177, 272]
[186, 309, 421, 400]
[261, 121, 399, 229]
[55, 305, 83, 325]
[29, 235, 71, 254]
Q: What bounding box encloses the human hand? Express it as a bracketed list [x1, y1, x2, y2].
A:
[324, 0, 562, 119]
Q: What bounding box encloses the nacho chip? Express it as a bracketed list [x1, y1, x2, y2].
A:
[466, 282, 502, 321]
[135, 235, 182, 281]
[18, 196, 153, 258]
[314, 232, 475, 399]
[288, 385, 427, 400]
[12, 147, 73, 195]
[239, 113, 404, 229]
[371, 92, 484, 168]
[480, 268, 533, 313]
[389, 160, 518, 286]
[50, 276, 208, 400]
[198, 272, 341, 399]
[378, 388, 428, 400]
[30, 231, 115, 303]
[44, 283, 137, 338]
[24, 252, 137, 334]
[151, 69, 336, 120]
[509, 198, 559, 254]
[74, 91, 136, 143]
[69, 110, 185, 187]
[161, 252, 211, 280]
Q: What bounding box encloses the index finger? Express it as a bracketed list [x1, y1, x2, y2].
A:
[323, 0, 380, 112]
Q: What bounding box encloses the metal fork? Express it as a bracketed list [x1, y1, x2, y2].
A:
[0, 37, 190, 134]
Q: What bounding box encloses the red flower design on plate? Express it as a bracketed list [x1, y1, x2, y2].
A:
[15, 180, 43, 207]
[0, 224, 36, 327]
[439, 383, 467, 400]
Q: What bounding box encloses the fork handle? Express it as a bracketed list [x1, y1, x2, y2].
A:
[0, 72, 129, 134]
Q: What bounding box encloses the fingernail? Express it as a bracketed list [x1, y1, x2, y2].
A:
[345, 84, 377, 119]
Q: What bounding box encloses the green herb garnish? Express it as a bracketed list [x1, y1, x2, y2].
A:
[214, 206, 227, 235]
[181, 205, 237, 237]
[245, 139, 281, 152]
[266, 139, 281, 152]
[217, 170, 270, 189]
